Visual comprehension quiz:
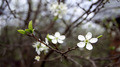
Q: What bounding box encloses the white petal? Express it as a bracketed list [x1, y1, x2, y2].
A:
[36, 50, 40, 55]
[58, 39, 63, 43]
[58, 15, 62, 18]
[59, 35, 65, 40]
[45, 38, 49, 45]
[40, 48, 44, 51]
[89, 38, 98, 43]
[54, 12, 58, 16]
[86, 32, 92, 40]
[55, 32, 60, 37]
[48, 35, 55, 39]
[32, 45, 36, 48]
[52, 39, 57, 44]
[77, 42, 85, 48]
[41, 43, 45, 47]
[86, 43, 93, 50]
[78, 35, 85, 41]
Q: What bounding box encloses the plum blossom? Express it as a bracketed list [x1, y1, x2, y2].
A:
[49, 2, 68, 18]
[77, 32, 98, 50]
[35, 56, 40, 61]
[48, 32, 65, 44]
[33, 38, 49, 55]
[33, 42, 41, 55]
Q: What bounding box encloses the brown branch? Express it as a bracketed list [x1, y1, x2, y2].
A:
[5, 0, 16, 18]
[30, 34, 63, 54]
[25, 0, 32, 26]
[62, 46, 78, 54]
[87, 59, 97, 67]
[67, 57, 82, 67]
[33, 0, 41, 26]
[40, 56, 61, 61]
[63, 0, 102, 35]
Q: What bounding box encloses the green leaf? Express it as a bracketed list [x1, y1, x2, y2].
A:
[25, 29, 31, 33]
[28, 20, 33, 30]
[17, 30, 26, 34]
[25, 29, 34, 33]
[32, 29, 34, 33]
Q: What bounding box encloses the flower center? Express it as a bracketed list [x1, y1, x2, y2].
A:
[56, 37, 59, 40]
[37, 45, 40, 49]
[85, 40, 89, 43]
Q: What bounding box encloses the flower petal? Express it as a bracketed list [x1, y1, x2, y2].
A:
[32, 44, 36, 48]
[58, 15, 62, 18]
[58, 39, 63, 43]
[36, 49, 41, 55]
[52, 39, 57, 44]
[40, 48, 44, 51]
[54, 12, 58, 16]
[78, 35, 85, 41]
[45, 38, 49, 45]
[86, 43, 93, 50]
[48, 35, 55, 39]
[55, 32, 60, 37]
[86, 32, 92, 40]
[77, 42, 85, 48]
[59, 35, 65, 40]
[89, 38, 98, 43]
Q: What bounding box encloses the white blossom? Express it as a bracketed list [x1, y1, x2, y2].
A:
[33, 42, 41, 55]
[35, 56, 40, 61]
[48, 32, 65, 44]
[40, 38, 49, 53]
[77, 32, 98, 50]
[49, 2, 68, 18]
[33, 38, 49, 55]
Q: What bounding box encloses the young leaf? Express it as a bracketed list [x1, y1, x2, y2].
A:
[25, 29, 31, 33]
[32, 29, 34, 33]
[17, 30, 26, 34]
[28, 20, 33, 30]
[25, 29, 34, 33]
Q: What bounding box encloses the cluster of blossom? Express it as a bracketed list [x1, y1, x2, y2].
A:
[33, 38, 49, 61]
[33, 32, 99, 61]
[49, 2, 68, 18]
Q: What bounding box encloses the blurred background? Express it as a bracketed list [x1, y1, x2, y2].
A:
[0, 0, 120, 67]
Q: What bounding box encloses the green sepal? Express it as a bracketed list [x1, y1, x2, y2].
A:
[53, 16, 58, 21]
[17, 30, 26, 34]
[46, 34, 51, 42]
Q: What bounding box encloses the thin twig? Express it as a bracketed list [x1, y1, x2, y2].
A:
[87, 59, 97, 67]
[5, 0, 16, 18]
